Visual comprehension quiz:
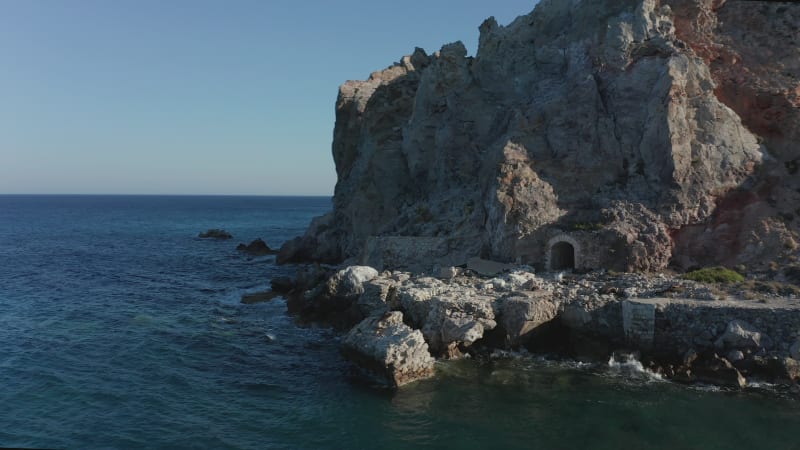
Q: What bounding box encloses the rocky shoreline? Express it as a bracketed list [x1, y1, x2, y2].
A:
[276, 264, 800, 390]
[271, 0, 800, 394]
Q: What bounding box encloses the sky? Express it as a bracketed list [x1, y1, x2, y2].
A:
[0, 0, 538, 195]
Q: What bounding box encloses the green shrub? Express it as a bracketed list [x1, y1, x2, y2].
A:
[570, 222, 605, 232]
[682, 267, 744, 284]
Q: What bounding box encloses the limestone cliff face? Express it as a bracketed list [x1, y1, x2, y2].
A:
[280, 0, 799, 273]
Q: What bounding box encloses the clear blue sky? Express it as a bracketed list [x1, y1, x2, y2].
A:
[0, 0, 538, 195]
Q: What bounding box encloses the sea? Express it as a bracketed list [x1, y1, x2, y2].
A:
[1, 195, 800, 450]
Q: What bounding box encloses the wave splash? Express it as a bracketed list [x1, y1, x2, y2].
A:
[607, 353, 664, 382]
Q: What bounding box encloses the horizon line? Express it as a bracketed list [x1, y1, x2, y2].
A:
[0, 193, 334, 197]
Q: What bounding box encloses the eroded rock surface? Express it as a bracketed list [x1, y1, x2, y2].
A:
[341, 311, 436, 387]
[280, 0, 798, 274]
[295, 264, 800, 388]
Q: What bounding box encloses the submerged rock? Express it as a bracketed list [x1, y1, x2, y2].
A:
[241, 291, 280, 304]
[198, 229, 232, 239]
[341, 312, 435, 387]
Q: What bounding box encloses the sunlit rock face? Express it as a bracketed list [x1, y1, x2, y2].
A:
[280, 0, 799, 273]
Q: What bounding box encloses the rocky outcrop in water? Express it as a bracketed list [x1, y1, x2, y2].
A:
[199, 229, 232, 240]
[280, 0, 799, 275]
[292, 265, 800, 387]
[341, 311, 436, 387]
[236, 238, 277, 256]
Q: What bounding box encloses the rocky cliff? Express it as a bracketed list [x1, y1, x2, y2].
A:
[280, 0, 800, 274]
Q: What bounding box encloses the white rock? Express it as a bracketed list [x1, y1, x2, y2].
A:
[341, 312, 435, 387]
[714, 320, 773, 350]
[327, 266, 379, 298]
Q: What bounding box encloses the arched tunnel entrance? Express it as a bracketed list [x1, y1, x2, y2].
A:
[550, 241, 576, 271]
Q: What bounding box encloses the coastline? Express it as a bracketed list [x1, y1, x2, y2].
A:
[278, 264, 800, 391]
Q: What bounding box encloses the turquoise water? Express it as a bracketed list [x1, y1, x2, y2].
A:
[1, 195, 799, 449]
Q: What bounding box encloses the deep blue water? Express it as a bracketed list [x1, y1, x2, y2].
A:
[1, 195, 800, 450]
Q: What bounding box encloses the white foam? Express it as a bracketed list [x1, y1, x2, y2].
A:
[607, 353, 664, 382]
[746, 380, 778, 390]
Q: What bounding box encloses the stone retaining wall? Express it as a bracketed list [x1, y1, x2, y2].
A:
[579, 297, 800, 358]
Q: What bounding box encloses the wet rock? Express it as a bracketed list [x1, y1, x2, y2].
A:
[288, 266, 381, 328]
[236, 238, 277, 256]
[498, 293, 559, 347]
[726, 350, 745, 363]
[341, 312, 435, 387]
[198, 229, 232, 239]
[689, 353, 747, 389]
[270, 276, 295, 294]
[759, 357, 800, 383]
[241, 291, 280, 304]
[694, 355, 747, 389]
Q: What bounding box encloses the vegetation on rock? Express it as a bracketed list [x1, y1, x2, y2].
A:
[683, 267, 745, 284]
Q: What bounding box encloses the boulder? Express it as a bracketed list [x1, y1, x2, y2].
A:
[757, 357, 800, 384]
[418, 294, 497, 357]
[560, 302, 593, 329]
[341, 312, 435, 387]
[285, 266, 371, 328]
[355, 278, 397, 317]
[396, 277, 448, 327]
[236, 238, 277, 256]
[198, 229, 232, 239]
[498, 293, 559, 347]
[714, 320, 773, 351]
[325, 266, 380, 299]
[689, 353, 747, 389]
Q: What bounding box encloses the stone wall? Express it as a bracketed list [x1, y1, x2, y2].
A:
[361, 236, 475, 273]
[570, 297, 800, 359]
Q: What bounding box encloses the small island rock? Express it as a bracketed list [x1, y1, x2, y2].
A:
[199, 229, 233, 240]
[236, 238, 277, 256]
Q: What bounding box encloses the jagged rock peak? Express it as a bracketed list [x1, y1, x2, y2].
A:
[280, 0, 799, 277]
